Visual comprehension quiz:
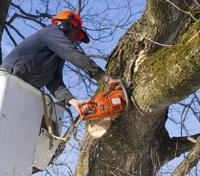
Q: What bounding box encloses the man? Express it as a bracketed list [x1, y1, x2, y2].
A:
[1, 10, 118, 115]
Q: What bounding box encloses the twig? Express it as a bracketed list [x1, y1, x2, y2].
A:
[116, 27, 173, 47]
[6, 22, 25, 39]
[4, 26, 17, 46]
[11, 2, 51, 19]
[166, 0, 197, 21]
[76, 0, 82, 14]
[194, 0, 200, 8]
[134, 32, 173, 47]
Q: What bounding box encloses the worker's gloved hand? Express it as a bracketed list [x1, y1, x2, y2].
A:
[68, 98, 93, 115]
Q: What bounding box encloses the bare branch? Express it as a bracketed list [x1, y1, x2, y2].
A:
[63, 0, 76, 11]
[11, 2, 52, 19]
[8, 2, 52, 28]
[159, 131, 200, 166]
[76, 0, 82, 14]
[7, 13, 18, 24]
[166, 0, 197, 21]
[4, 26, 17, 46]
[14, 14, 46, 28]
[172, 137, 200, 176]
[6, 22, 25, 39]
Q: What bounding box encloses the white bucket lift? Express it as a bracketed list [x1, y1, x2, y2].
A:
[0, 73, 64, 176]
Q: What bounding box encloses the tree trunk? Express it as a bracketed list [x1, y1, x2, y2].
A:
[0, 0, 11, 64]
[75, 1, 200, 176]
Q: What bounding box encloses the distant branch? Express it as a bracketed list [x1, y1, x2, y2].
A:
[6, 22, 25, 39]
[14, 14, 46, 27]
[64, 1, 76, 11]
[7, 13, 18, 24]
[4, 26, 17, 46]
[8, 2, 52, 28]
[76, 0, 82, 14]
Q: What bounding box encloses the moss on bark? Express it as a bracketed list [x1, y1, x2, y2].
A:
[134, 20, 200, 112]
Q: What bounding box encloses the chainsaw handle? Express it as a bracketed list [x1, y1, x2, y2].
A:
[79, 101, 96, 116]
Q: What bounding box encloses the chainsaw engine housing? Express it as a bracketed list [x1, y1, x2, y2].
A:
[81, 83, 128, 121]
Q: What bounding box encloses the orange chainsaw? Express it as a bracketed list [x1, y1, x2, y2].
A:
[80, 81, 129, 121]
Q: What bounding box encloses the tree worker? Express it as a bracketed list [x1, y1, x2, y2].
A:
[1, 10, 119, 115]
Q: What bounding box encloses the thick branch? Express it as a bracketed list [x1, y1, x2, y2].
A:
[134, 19, 200, 113]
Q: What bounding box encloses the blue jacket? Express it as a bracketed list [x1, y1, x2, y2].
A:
[2, 24, 105, 102]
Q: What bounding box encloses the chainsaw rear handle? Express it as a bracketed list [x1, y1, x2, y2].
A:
[79, 101, 96, 116]
[79, 78, 122, 116]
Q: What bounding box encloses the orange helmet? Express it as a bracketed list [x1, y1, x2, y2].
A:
[51, 10, 89, 43]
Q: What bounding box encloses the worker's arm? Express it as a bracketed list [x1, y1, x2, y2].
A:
[45, 25, 120, 114]
[46, 64, 75, 103]
[46, 63, 120, 114]
[44, 25, 106, 81]
[45, 64, 98, 114]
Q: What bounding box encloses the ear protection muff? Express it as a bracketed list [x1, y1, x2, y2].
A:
[53, 11, 90, 43]
[57, 14, 75, 33]
[59, 20, 72, 32]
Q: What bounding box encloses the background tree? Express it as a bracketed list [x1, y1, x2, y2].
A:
[0, 0, 11, 64]
[1, 0, 200, 176]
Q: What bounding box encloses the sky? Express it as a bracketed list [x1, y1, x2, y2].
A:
[2, 0, 200, 176]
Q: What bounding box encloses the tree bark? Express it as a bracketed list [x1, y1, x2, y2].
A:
[75, 1, 200, 176]
[0, 0, 11, 64]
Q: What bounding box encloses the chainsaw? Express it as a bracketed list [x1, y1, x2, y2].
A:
[80, 81, 129, 121]
[42, 81, 129, 144]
